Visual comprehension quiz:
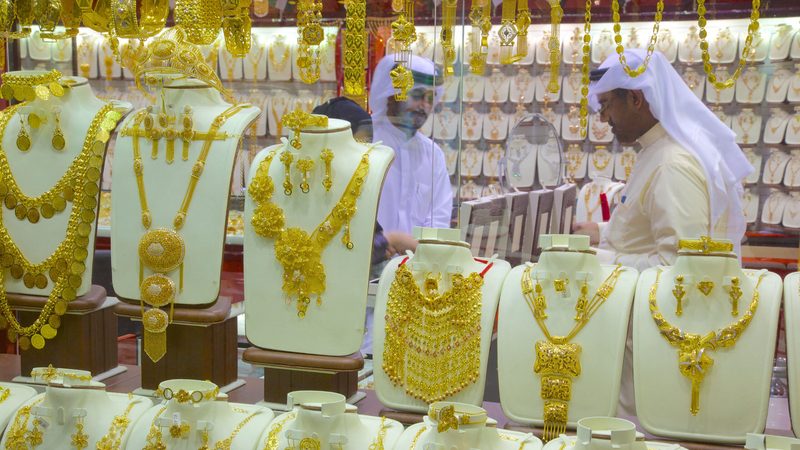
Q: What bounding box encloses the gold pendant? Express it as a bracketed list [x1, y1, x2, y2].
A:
[138, 228, 185, 274]
[534, 340, 581, 442]
[677, 340, 714, 415]
[672, 276, 686, 316]
[143, 308, 169, 362]
[697, 280, 714, 296]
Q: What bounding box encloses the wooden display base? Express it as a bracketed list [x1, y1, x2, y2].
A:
[242, 347, 365, 410]
[114, 297, 239, 390]
[7, 285, 120, 377]
[379, 409, 425, 426]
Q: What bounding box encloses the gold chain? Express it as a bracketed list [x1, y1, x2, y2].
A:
[4, 398, 45, 449]
[260, 412, 296, 450]
[0, 103, 120, 351]
[248, 143, 374, 318]
[368, 417, 389, 450]
[409, 427, 426, 450]
[383, 263, 484, 403]
[95, 398, 138, 450]
[579, 0, 591, 137]
[611, 0, 664, 77]
[696, 0, 761, 90]
[521, 264, 624, 442]
[204, 409, 262, 450]
[648, 269, 764, 415]
[546, 0, 563, 93]
[143, 406, 168, 450]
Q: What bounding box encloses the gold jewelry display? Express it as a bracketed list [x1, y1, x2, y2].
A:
[122, 103, 247, 362]
[155, 385, 219, 403]
[110, 0, 169, 39]
[320, 148, 334, 192]
[440, 0, 457, 75]
[343, 0, 367, 102]
[280, 150, 294, 195]
[95, 399, 138, 450]
[281, 110, 328, 150]
[467, 0, 491, 74]
[649, 269, 765, 415]
[673, 275, 686, 316]
[287, 437, 321, 450]
[261, 412, 296, 450]
[370, 416, 389, 450]
[4, 398, 44, 449]
[409, 428, 426, 450]
[181, 106, 194, 162]
[143, 406, 168, 450]
[221, 0, 252, 57]
[697, 280, 714, 296]
[34, 0, 80, 40]
[52, 109, 65, 152]
[678, 236, 734, 254]
[389, 0, 417, 100]
[169, 422, 191, 439]
[521, 264, 624, 442]
[175, 0, 223, 45]
[610, 0, 664, 77]
[0, 386, 9, 404]
[295, 0, 323, 83]
[71, 416, 89, 449]
[0, 103, 120, 351]
[429, 404, 487, 432]
[0, 70, 67, 103]
[249, 142, 374, 317]
[296, 157, 315, 194]
[697, 0, 761, 90]
[30, 365, 92, 383]
[546, 1, 563, 94]
[383, 263, 484, 403]
[0, 0, 35, 39]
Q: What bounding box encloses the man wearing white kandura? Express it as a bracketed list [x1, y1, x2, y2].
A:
[369, 54, 453, 249]
[573, 48, 753, 271]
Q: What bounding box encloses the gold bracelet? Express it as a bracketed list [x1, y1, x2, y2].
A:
[175, 0, 222, 45]
[428, 403, 487, 432]
[111, 0, 169, 39]
[76, 0, 112, 32]
[155, 385, 219, 403]
[30, 364, 93, 384]
[0, 69, 67, 102]
[343, 0, 367, 100]
[677, 236, 734, 254]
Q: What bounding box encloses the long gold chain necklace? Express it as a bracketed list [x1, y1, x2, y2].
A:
[4, 398, 45, 449]
[261, 412, 296, 450]
[521, 264, 624, 442]
[0, 103, 120, 351]
[649, 269, 765, 415]
[610, 0, 664, 77]
[121, 103, 247, 362]
[95, 399, 138, 450]
[248, 142, 374, 318]
[383, 260, 488, 403]
[696, 0, 761, 90]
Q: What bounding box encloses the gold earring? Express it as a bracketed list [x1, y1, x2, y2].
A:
[52, 110, 65, 151]
[553, 277, 569, 295]
[296, 157, 314, 193]
[697, 279, 714, 296]
[16, 114, 31, 152]
[533, 278, 547, 319]
[28, 417, 44, 447]
[280, 150, 294, 195]
[320, 148, 334, 191]
[143, 106, 157, 160]
[727, 277, 742, 317]
[169, 422, 190, 439]
[71, 416, 89, 449]
[198, 429, 210, 450]
[574, 278, 588, 321]
[673, 275, 686, 316]
[181, 105, 193, 161]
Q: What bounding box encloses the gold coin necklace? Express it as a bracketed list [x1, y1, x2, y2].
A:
[123, 103, 248, 363]
[0, 102, 121, 351]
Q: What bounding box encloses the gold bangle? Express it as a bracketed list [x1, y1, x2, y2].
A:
[677, 236, 734, 254]
[30, 364, 93, 384]
[111, 0, 169, 39]
[76, 0, 112, 32]
[175, 0, 223, 45]
[428, 403, 487, 432]
[0, 69, 68, 102]
[155, 385, 219, 403]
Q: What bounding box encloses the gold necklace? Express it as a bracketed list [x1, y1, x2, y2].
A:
[269, 37, 290, 73]
[94, 398, 138, 450]
[521, 264, 624, 441]
[648, 269, 765, 415]
[383, 262, 486, 403]
[247, 38, 266, 81]
[766, 153, 786, 181]
[248, 143, 374, 318]
[122, 104, 247, 362]
[4, 398, 45, 449]
[199, 408, 262, 450]
[620, 150, 636, 179]
[0, 103, 120, 351]
[487, 70, 506, 102]
[583, 184, 601, 218]
[592, 150, 611, 171]
[741, 69, 762, 102]
[513, 69, 533, 102]
[0, 386, 9, 404]
[611, 0, 664, 77]
[261, 412, 296, 450]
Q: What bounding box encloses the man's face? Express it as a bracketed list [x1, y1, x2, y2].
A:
[597, 89, 642, 145]
[387, 86, 435, 131]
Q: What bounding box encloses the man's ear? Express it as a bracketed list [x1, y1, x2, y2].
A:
[630, 90, 647, 110]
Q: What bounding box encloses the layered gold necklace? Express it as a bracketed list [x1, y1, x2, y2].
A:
[383, 261, 487, 403]
[0, 102, 121, 351]
[521, 264, 624, 442]
[248, 143, 374, 318]
[648, 269, 765, 415]
[121, 103, 247, 362]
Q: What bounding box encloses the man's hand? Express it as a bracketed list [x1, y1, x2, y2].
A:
[385, 231, 418, 258]
[572, 221, 600, 245]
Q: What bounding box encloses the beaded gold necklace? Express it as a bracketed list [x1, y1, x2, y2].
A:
[94, 399, 138, 450]
[248, 143, 374, 318]
[144, 404, 262, 450]
[383, 258, 491, 403]
[521, 264, 624, 442]
[122, 103, 248, 362]
[4, 398, 44, 449]
[648, 269, 765, 415]
[0, 102, 121, 351]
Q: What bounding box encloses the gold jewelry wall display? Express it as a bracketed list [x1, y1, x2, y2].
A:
[521, 264, 624, 442]
[296, 157, 314, 194]
[71, 416, 89, 449]
[281, 110, 328, 150]
[383, 263, 484, 403]
[4, 398, 44, 449]
[697, 0, 761, 90]
[95, 399, 138, 450]
[320, 148, 334, 192]
[249, 143, 374, 318]
[280, 150, 294, 195]
[678, 236, 734, 254]
[673, 275, 686, 316]
[649, 269, 765, 415]
[122, 103, 247, 362]
[52, 109, 65, 152]
[697, 280, 714, 296]
[343, 0, 367, 101]
[261, 412, 296, 450]
[0, 103, 120, 351]
[389, 0, 417, 100]
[610, 0, 664, 77]
[175, 0, 223, 45]
[727, 277, 742, 316]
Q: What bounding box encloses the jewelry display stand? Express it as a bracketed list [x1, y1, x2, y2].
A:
[782, 274, 800, 437]
[563, 70, 582, 104]
[768, 24, 795, 61]
[484, 106, 510, 141]
[561, 107, 584, 141]
[762, 190, 788, 225]
[679, 26, 702, 64]
[537, 137, 562, 188]
[732, 108, 762, 145]
[633, 241, 781, 443]
[267, 32, 293, 81]
[741, 30, 769, 62]
[766, 68, 792, 103]
[744, 148, 762, 185]
[786, 108, 800, 144]
[681, 67, 705, 99]
[782, 192, 800, 228]
[483, 144, 503, 177]
[126, 379, 272, 449]
[433, 107, 460, 141]
[565, 144, 588, 182]
[762, 149, 790, 185]
[540, 417, 689, 450]
[461, 144, 484, 178]
[498, 235, 637, 428]
[462, 106, 484, 142]
[784, 150, 800, 187]
[506, 134, 537, 189]
[657, 29, 679, 62]
[372, 228, 511, 414]
[592, 29, 614, 64]
[463, 74, 485, 103]
[736, 66, 768, 103]
[588, 114, 613, 144]
[485, 69, 511, 103]
[535, 74, 562, 103]
[763, 108, 790, 144]
[588, 146, 615, 180]
[258, 391, 404, 448]
[511, 68, 536, 103]
[745, 434, 800, 450]
[743, 188, 759, 224]
[708, 28, 739, 64]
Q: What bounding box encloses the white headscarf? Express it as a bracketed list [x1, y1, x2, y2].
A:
[368, 54, 442, 118]
[588, 49, 753, 248]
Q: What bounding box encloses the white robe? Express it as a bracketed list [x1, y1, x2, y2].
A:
[373, 116, 453, 234]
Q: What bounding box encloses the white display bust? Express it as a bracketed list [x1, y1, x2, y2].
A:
[243, 33, 268, 82]
[783, 272, 800, 435]
[565, 144, 587, 181]
[782, 192, 800, 228]
[786, 107, 800, 145]
[484, 68, 510, 103]
[656, 28, 678, 62]
[769, 24, 795, 61]
[433, 107, 460, 141]
[244, 118, 393, 355]
[763, 108, 790, 144]
[740, 30, 769, 62]
[562, 69, 582, 104]
[461, 144, 483, 178]
[732, 108, 762, 145]
[762, 149, 790, 185]
[735, 66, 767, 104]
[708, 27, 738, 64]
[537, 137, 561, 187]
[535, 73, 562, 103]
[742, 187, 759, 224]
[681, 67, 705, 100]
[0, 383, 36, 435]
[614, 146, 637, 181]
[706, 66, 735, 104]
[483, 106, 509, 141]
[483, 144, 503, 177]
[766, 67, 792, 103]
[461, 106, 483, 142]
[743, 148, 762, 185]
[592, 29, 614, 64]
[762, 190, 788, 225]
[507, 134, 537, 189]
[784, 150, 800, 187]
[679, 26, 702, 64]
[588, 114, 613, 144]
[267, 32, 293, 81]
[787, 64, 800, 103]
[510, 68, 536, 104]
[441, 74, 460, 103]
[791, 27, 800, 59]
[588, 146, 614, 180]
[561, 105, 585, 142]
[372, 229, 511, 413]
[463, 74, 485, 103]
[633, 247, 781, 443]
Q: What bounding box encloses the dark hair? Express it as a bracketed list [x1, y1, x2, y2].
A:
[311, 97, 372, 135]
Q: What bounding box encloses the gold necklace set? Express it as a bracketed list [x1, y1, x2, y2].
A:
[144, 405, 261, 450]
[0, 100, 121, 351]
[649, 268, 765, 415]
[121, 103, 247, 362]
[383, 262, 486, 403]
[248, 118, 374, 318]
[521, 265, 624, 441]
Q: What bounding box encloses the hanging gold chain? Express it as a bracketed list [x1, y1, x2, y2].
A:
[696, 0, 761, 90]
[610, 0, 665, 77]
